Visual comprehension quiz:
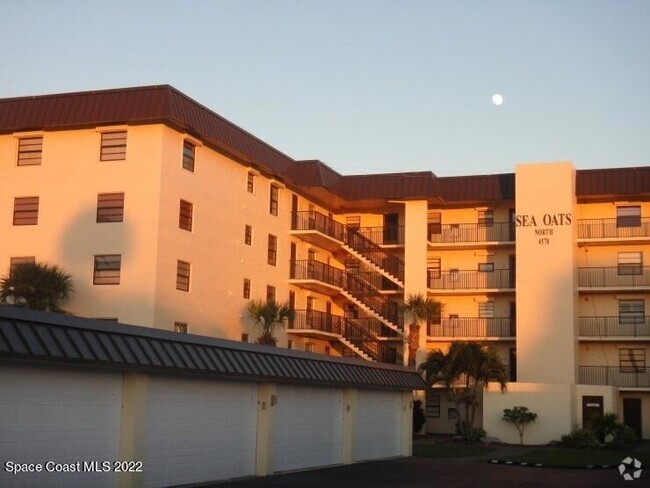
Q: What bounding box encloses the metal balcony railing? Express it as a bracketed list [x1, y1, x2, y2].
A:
[428, 269, 515, 290]
[577, 218, 650, 239]
[291, 211, 345, 241]
[428, 221, 515, 244]
[579, 366, 650, 388]
[356, 226, 405, 245]
[290, 260, 344, 288]
[427, 317, 515, 338]
[290, 309, 343, 335]
[579, 316, 650, 337]
[578, 266, 650, 288]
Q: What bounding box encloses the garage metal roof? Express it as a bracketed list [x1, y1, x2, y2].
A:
[0, 306, 425, 391]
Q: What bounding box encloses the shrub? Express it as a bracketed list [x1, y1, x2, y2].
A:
[587, 412, 618, 443]
[413, 400, 426, 433]
[464, 427, 486, 441]
[502, 406, 538, 445]
[560, 428, 598, 449]
[607, 424, 637, 449]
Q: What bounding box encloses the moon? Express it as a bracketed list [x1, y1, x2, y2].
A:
[492, 94, 504, 106]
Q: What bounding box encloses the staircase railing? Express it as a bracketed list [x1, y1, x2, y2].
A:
[345, 271, 403, 329]
[344, 227, 405, 282]
[343, 318, 380, 361]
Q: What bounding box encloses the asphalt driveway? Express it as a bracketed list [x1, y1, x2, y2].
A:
[216, 456, 636, 487]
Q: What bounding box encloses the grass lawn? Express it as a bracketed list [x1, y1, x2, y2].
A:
[413, 444, 495, 458]
[507, 448, 650, 468]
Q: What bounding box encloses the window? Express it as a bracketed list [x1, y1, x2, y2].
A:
[287, 340, 293, 350]
[478, 209, 494, 227]
[100, 131, 127, 161]
[428, 257, 441, 280]
[247, 172, 255, 193]
[426, 392, 441, 418]
[305, 343, 314, 353]
[13, 197, 39, 225]
[617, 206, 641, 228]
[620, 348, 645, 372]
[266, 285, 276, 302]
[267, 234, 277, 266]
[97, 193, 125, 223]
[346, 215, 361, 230]
[179, 200, 193, 231]
[619, 300, 645, 324]
[447, 407, 458, 420]
[269, 185, 279, 216]
[428, 211, 441, 235]
[479, 301, 495, 318]
[449, 268, 459, 281]
[241, 333, 249, 342]
[174, 322, 188, 333]
[618, 252, 643, 275]
[244, 225, 252, 245]
[17, 136, 43, 166]
[478, 262, 494, 272]
[182, 140, 196, 172]
[9, 256, 35, 277]
[176, 260, 191, 291]
[93, 254, 121, 285]
[243, 278, 251, 299]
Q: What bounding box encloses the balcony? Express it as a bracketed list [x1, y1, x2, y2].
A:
[580, 316, 650, 338]
[428, 221, 515, 249]
[288, 309, 343, 337]
[289, 259, 344, 295]
[427, 317, 515, 339]
[578, 218, 650, 244]
[578, 266, 650, 290]
[428, 269, 515, 293]
[290, 211, 345, 251]
[579, 366, 650, 388]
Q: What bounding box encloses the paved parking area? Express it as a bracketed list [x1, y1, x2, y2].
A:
[217, 456, 632, 487]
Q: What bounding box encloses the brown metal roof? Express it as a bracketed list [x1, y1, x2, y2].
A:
[0, 306, 425, 391]
[0, 85, 647, 205]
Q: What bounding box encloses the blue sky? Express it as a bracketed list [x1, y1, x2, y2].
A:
[2, 0, 649, 176]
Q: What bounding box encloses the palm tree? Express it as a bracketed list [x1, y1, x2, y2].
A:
[419, 341, 507, 437]
[403, 293, 442, 368]
[245, 299, 294, 346]
[0, 261, 73, 312]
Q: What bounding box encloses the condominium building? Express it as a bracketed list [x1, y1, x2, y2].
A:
[1, 85, 649, 442]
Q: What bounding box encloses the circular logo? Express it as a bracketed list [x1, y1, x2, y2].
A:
[619, 457, 642, 481]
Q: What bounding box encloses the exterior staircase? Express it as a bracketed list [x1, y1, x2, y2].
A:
[342, 227, 405, 286]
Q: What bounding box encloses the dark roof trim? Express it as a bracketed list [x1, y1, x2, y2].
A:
[0, 306, 425, 391]
[0, 85, 646, 204]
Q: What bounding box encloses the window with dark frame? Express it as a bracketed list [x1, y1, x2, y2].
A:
[97, 193, 125, 223]
[428, 211, 442, 235]
[617, 206, 641, 228]
[174, 322, 188, 333]
[620, 348, 645, 372]
[618, 252, 643, 275]
[182, 140, 195, 172]
[478, 301, 495, 318]
[269, 185, 279, 216]
[478, 262, 494, 272]
[247, 172, 255, 193]
[100, 131, 127, 161]
[268, 234, 277, 266]
[244, 225, 252, 245]
[13, 197, 39, 225]
[9, 257, 36, 277]
[428, 257, 441, 282]
[478, 209, 494, 227]
[619, 300, 645, 325]
[17, 136, 43, 166]
[179, 199, 193, 231]
[426, 392, 441, 418]
[93, 254, 121, 285]
[243, 278, 251, 299]
[241, 333, 249, 342]
[176, 260, 191, 291]
[266, 285, 276, 302]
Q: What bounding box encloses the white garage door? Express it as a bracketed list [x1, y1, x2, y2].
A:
[144, 376, 257, 487]
[0, 364, 122, 488]
[273, 385, 343, 472]
[354, 390, 402, 461]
